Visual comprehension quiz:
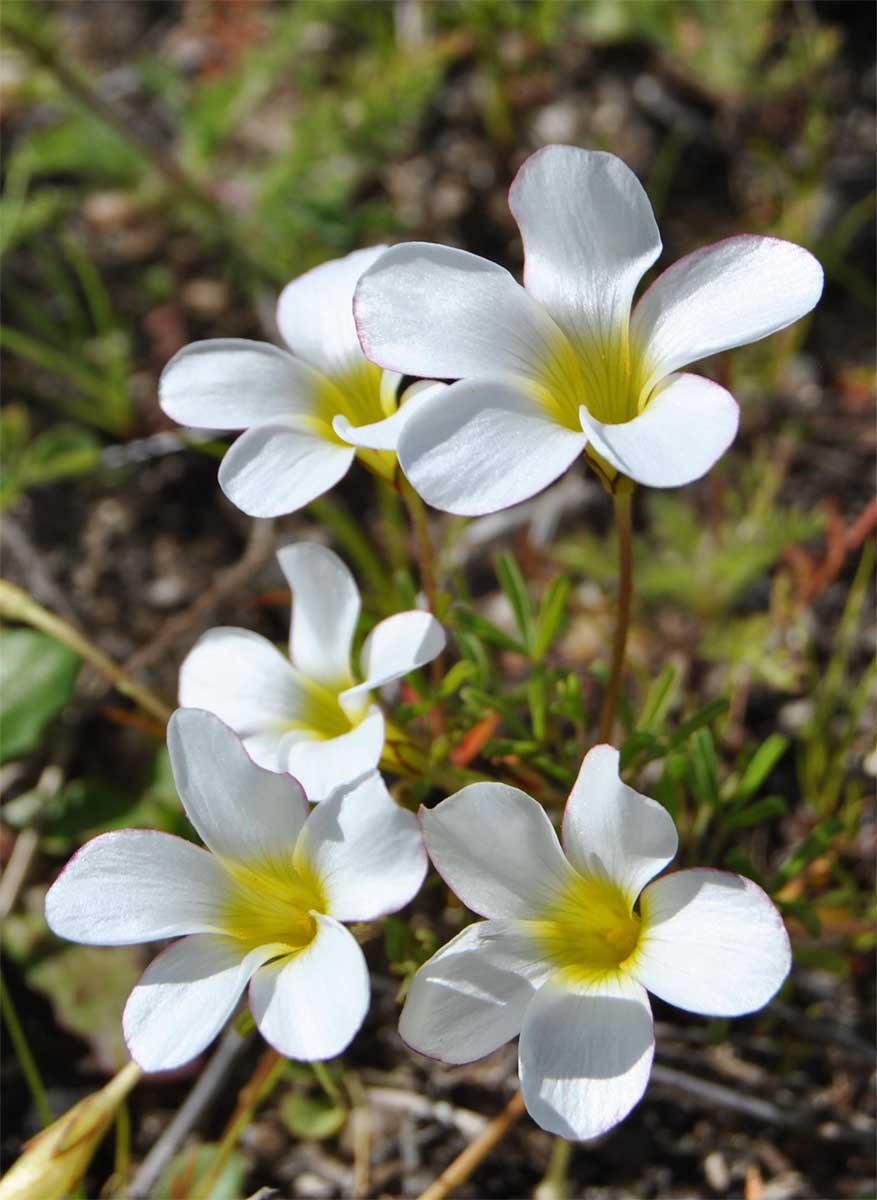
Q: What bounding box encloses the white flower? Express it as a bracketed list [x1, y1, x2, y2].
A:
[399, 745, 791, 1140]
[354, 145, 824, 514]
[179, 542, 445, 802]
[159, 246, 439, 517]
[45, 709, 427, 1072]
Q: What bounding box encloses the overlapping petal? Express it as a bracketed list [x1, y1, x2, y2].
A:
[277, 246, 388, 376]
[295, 771, 426, 921]
[420, 783, 575, 919]
[632, 235, 824, 391]
[285, 706, 385, 804]
[510, 145, 662, 348]
[579, 372, 739, 488]
[276, 543, 359, 687]
[635, 870, 792, 1016]
[45, 830, 226, 945]
[339, 611, 445, 706]
[159, 339, 324, 429]
[398, 378, 587, 516]
[122, 936, 277, 1072]
[399, 920, 552, 1064]
[519, 975, 655, 1140]
[332, 381, 445, 451]
[562, 745, 678, 905]
[250, 914, 369, 1060]
[167, 709, 308, 868]
[179, 627, 306, 755]
[218, 422, 355, 518]
[354, 242, 564, 383]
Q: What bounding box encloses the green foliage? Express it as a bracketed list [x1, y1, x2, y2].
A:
[281, 1092, 348, 1140]
[0, 629, 80, 762]
[1, 406, 102, 509]
[155, 1144, 247, 1200]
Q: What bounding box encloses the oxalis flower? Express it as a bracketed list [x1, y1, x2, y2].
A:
[159, 246, 439, 517]
[399, 745, 791, 1139]
[179, 542, 445, 802]
[354, 144, 824, 513]
[45, 709, 427, 1071]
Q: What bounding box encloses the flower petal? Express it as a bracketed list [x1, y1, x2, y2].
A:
[295, 771, 426, 921]
[277, 246, 388, 376]
[509, 146, 662, 348]
[218, 422, 355, 518]
[562, 745, 677, 906]
[250, 914, 369, 1060]
[632, 235, 824, 390]
[159, 339, 323, 429]
[123, 936, 274, 1072]
[420, 783, 575, 919]
[339, 611, 445, 707]
[45, 830, 226, 945]
[399, 919, 551, 1064]
[399, 378, 587, 516]
[332, 381, 446, 451]
[519, 975, 654, 1140]
[285, 707, 385, 803]
[167, 709, 308, 868]
[276, 542, 359, 688]
[179, 627, 307, 770]
[354, 242, 563, 382]
[634, 869, 792, 1016]
[579, 372, 739, 488]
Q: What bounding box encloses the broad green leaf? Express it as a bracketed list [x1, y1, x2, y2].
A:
[0, 629, 81, 762]
[281, 1092, 347, 1140]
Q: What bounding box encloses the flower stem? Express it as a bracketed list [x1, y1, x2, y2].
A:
[0, 973, 54, 1128]
[597, 488, 634, 744]
[191, 1047, 286, 1200]
[0, 580, 173, 726]
[398, 474, 441, 619]
[415, 1088, 527, 1200]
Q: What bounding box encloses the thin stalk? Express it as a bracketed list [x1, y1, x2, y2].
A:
[0, 972, 54, 1127]
[597, 489, 634, 744]
[416, 1089, 527, 1200]
[311, 1060, 344, 1107]
[535, 1136, 572, 1200]
[191, 1047, 287, 1200]
[0, 580, 173, 726]
[112, 1096, 132, 1196]
[398, 474, 441, 619]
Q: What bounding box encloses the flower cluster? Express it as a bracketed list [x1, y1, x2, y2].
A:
[46, 144, 815, 1146]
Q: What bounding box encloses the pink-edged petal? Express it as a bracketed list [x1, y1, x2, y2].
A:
[179, 627, 307, 771]
[519, 974, 654, 1140]
[45, 830, 226, 946]
[250, 914, 369, 1060]
[579, 372, 739, 488]
[277, 246, 388, 376]
[285, 707, 385, 804]
[159, 339, 323, 429]
[635, 869, 792, 1016]
[562, 745, 677, 906]
[218, 422, 355, 518]
[399, 377, 587, 516]
[123, 935, 276, 1072]
[295, 771, 426, 922]
[510, 146, 662, 349]
[632, 235, 824, 390]
[399, 919, 552, 1064]
[167, 709, 308, 868]
[332, 381, 447, 451]
[276, 542, 359, 688]
[354, 242, 563, 382]
[420, 783, 575, 920]
[339, 611, 445, 707]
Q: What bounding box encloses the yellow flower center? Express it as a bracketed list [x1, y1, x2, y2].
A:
[534, 323, 652, 429]
[316, 361, 398, 481]
[285, 670, 359, 740]
[221, 856, 327, 954]
[528, 872, 641, 988]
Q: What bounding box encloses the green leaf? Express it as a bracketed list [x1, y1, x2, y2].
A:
[0, 403, 30, 506]
[773, 817, 844, 889]
[735, 734, 788, 804]
[637, 666, 678, 732]
[494, 551, 534, 653]
[22, 424, 101, 485]
[533, 575, 571, 662]
[670, 698, 729, 746]
[453, 606, 526, 654]
[281, 1092, 348, 1140]
[0, 628, 80, 762]
[155, 1145, 247, 1200]
[690, 728, 720, 807]
[723, 794, 787, 830]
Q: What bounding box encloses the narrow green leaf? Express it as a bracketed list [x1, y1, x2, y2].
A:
[724, 794, 787, 830]
[533, 575, 571, 662]
[453, 606, 526, 654]
[670, 698, 729, 745]
[736, 734, 788, 803]
[637, 666, 678, 732]
[690, 727, 720, 807]
[494, 551, 534, 653]
[773, 817, 844, 889]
